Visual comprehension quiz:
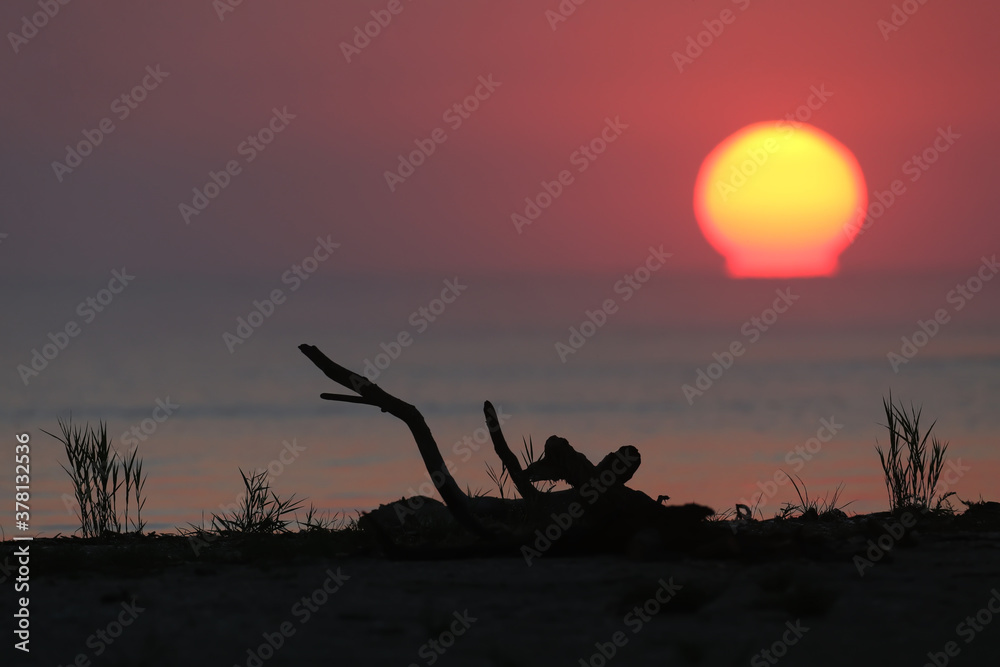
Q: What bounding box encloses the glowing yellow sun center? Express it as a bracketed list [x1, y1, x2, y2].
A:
[694, 121, 867, 277]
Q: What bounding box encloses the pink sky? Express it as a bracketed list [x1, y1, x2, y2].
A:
[1, 0, 998, 279]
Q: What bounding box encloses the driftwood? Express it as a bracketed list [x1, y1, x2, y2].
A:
[299, 344, 714, 556]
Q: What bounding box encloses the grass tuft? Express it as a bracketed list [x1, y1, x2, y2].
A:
[43, 417, 147, 537]
[778, 475, 852, 519]
[876, 393, 950, 512]
[296, 504, 358, 532]
[211, 468, 304, 534]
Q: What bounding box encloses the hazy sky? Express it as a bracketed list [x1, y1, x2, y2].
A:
[2, 0, 997, 279]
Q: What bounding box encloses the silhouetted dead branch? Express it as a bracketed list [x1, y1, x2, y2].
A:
[299, 343, 714, 557]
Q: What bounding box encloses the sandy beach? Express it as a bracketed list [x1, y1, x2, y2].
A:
[7, 510, 1000, 667]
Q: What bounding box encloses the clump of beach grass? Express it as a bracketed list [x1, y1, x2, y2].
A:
[211, 468, 304, 534]
[44, 417, 147, 537]
[876, 394, 951, 512]
[296, 504, 358, 532]
[778, 475, 852, 519]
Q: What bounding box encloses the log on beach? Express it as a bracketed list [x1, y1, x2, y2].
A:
[299, 343, 715, 557]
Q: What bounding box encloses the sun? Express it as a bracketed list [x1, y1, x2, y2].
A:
[694, 121, 867, 278]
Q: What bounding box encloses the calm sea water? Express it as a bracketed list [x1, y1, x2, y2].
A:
[2, 272, 998, 535]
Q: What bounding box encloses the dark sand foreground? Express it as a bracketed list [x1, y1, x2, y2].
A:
[5, 511, 1000, 667]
